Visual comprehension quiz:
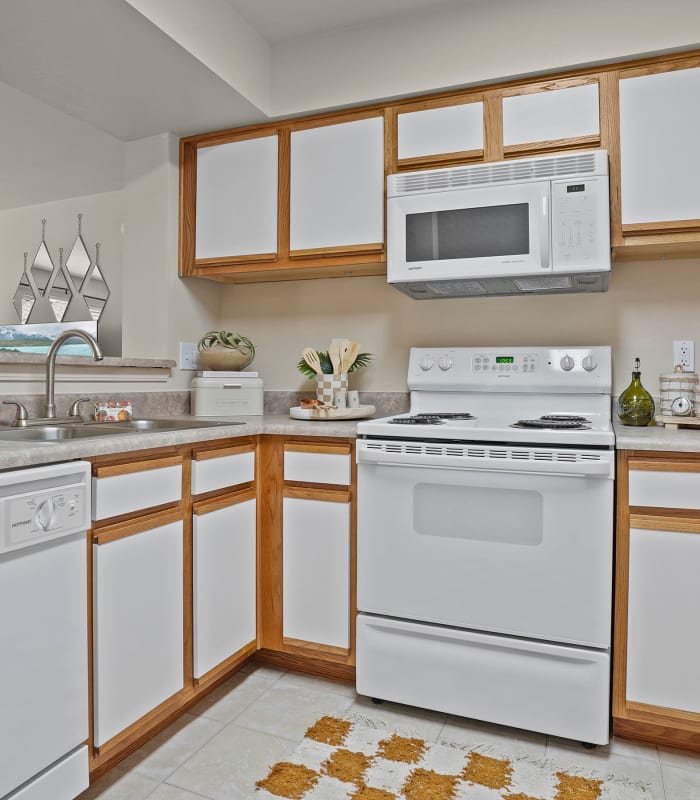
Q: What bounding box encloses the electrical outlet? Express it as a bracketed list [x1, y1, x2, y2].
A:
[179, 341, 199, 371]
[673, 340, 695, 372]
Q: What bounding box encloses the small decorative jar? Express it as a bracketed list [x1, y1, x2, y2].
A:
[659, 365, 698, 417]
[316, 373, 348, 404]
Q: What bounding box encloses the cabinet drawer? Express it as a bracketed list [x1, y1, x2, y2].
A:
[284, 444, 351, 486]
[192, 446, 255, 495]
[629, 467, 700, 510]
[92, 457, 182, 521]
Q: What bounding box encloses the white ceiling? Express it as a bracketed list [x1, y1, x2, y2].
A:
[226, 0, 458, 43]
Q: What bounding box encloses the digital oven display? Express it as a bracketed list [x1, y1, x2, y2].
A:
[496, 357, 514, 364]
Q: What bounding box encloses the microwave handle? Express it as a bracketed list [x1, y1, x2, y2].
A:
[541, 192, 550, 268]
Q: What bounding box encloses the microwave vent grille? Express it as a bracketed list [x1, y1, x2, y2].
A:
[389, 150, 605, 195]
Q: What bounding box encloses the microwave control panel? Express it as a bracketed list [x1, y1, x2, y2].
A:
[551, 176, 610, 270]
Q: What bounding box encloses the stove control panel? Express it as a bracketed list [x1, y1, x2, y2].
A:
[408, 346, 612, 392]
[472, 353, 539, 374]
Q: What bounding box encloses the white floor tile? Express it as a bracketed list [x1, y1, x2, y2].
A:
[661, 763, 700, 799]
[236, 662, 286, 681]
[659, 744, 700, 773]
[193, 672, 278, 724]
[76, 768, 159, 799]
[149, 784, 211, 800]
[440, 714, 547, 759]
[166, 722, 295, 800]
[347, 694, 447, 742]
[116, 712, 224, 782]
[233, 683, 355, 741]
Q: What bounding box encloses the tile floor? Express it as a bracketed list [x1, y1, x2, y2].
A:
[78, 662, 700, 800]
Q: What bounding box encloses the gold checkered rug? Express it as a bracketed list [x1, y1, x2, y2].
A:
[256, 715, 652, 800]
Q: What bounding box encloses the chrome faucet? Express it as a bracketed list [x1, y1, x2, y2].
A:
[45, 330, 103, 418]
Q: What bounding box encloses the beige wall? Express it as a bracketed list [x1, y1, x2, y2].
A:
[218, 259, 700, 397]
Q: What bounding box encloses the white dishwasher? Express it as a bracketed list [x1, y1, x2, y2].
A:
[0, 460, 91, 800]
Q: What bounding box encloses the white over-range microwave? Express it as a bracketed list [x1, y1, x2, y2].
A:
[387, 150, 610, 299]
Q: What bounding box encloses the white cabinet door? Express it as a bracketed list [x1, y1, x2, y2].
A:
[627, 525, 700, 713]
[195, 134, 278, 259]
[93, 521, 184, 747]
[619, 67, 700, 224]
[503, 83, 599, 146]
[397, 102, 483, 160]
[283, 497, 350, 649]
[290, 116, 384, 251]
[193, 499, 257, 678]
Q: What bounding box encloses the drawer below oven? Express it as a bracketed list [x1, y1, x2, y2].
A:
[356, 614, 610, 745]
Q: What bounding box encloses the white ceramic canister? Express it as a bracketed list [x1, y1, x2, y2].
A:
[659, 367, 698, 416]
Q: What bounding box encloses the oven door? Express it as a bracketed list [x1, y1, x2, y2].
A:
[357, 440, 614, 648]
[387, 181, 550, 283]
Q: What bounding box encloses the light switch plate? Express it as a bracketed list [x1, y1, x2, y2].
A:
[673, 340, 695, 372]
[179, 341, 199, 370]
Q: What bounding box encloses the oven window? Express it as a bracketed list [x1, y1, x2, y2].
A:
[405, 203, 530, 262]
[413, 483, 543, 545]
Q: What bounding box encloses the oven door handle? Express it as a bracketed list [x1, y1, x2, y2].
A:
[363, 456, 613, 479]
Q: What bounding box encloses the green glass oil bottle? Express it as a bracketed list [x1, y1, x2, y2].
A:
[617, 357, 655, 426]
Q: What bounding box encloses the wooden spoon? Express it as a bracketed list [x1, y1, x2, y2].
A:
[341, 341, 359, 373]
[329, 342, 342, 374]
[303, 348, 323, 374]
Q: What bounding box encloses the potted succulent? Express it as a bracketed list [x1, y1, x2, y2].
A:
[197, 330, 255, 371]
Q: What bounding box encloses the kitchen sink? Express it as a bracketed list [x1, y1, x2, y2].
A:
[0, 418, 244, 442]
[107, 418, 244, 432]
[0, 424, 134, 442]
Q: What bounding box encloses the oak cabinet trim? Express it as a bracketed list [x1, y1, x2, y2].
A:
[282, 636, 351, 661]
[94, 454, 183, 479]
[283, 485, 351, 504]
[284, 441, 352, 456]
[193, 486, 256, 516]
[92, 508, 183, 545]
[193, 443, 256, 461]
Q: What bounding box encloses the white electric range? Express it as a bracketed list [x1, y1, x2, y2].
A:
[355, 346, 615, 745]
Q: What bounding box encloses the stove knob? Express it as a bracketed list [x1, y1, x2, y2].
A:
[438, 356, 453, 371]
[582, 355, 597, 372]
[419, 356, 435, 371]
[560, 355, 575, 372]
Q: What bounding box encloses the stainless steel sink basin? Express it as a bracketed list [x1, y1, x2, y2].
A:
[0, 418, 244, 442]
[0, 424, 134, 442]
[112, 418, 245, 432]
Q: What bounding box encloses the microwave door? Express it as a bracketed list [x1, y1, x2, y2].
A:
[387, 182, 550, 282]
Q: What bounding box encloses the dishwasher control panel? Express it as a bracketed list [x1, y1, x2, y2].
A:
[0, 462, 91, 555]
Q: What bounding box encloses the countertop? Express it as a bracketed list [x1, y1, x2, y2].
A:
[614, 418, 700, 453]
[0, 414, 362, 471]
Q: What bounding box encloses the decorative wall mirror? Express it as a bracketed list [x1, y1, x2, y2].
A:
[12, 214, 111, 326]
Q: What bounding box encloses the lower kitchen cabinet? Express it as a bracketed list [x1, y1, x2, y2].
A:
[282, 493, 351, 650]
[614, 450, 700, 751]
[92, 510, 184, 748]
[193, 490, 257, 679]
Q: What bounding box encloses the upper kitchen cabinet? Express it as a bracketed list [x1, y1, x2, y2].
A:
[394, 96, 484, 170]
[180, 110, 387, 283]
[501, 78, 601, 159]
[194, 133, 278, 264]
[617, 59, 700, 257]
[289, 113, 385, 259]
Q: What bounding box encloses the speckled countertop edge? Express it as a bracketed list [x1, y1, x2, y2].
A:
[0, 414, 362, 470]
[614, 419, 700, 452]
